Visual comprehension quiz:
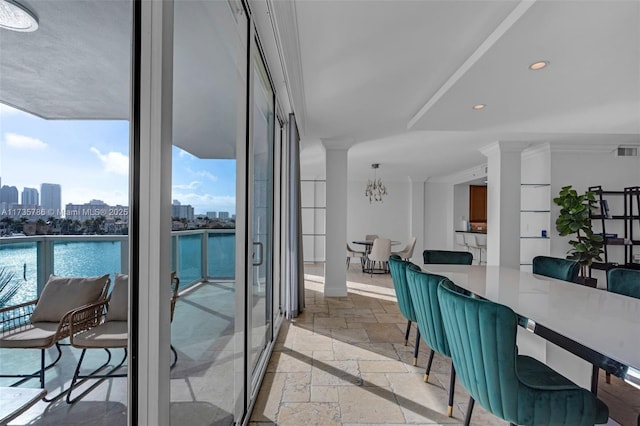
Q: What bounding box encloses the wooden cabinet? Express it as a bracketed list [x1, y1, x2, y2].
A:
[469, 185, 487, 222]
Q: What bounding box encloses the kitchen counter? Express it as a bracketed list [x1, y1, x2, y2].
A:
[455, 230, 487, 234]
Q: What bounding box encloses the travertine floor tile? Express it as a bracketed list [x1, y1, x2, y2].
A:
[337, 386, 405, 424]
[277, 402, 341, 425]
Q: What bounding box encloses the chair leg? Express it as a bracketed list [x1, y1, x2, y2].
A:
[66, 348, 127, 404]
[404, 320, 411, 346]
[424, 349, 435, 382]
[464, 396, 475, 426]
[591, 365, 599, 395]
[171, 344, 178, 369]
[413, 327, 421, 366]
[447, 363, 456, 417]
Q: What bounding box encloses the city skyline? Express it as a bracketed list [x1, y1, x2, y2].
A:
[0, 104, 236, 215]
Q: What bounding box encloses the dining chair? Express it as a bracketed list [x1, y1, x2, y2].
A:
[365, 234, 379, 241]
[463, 233, 481, 264]
[346, 243, 366, 270]
[437, 279, 609, 426]
[0, 274, 110, 398]
[422, 249, 473, 265]
[367, 238, 391, 274]
[406, 263, 457, 417]
[388, 255, 420, 366]
[454, 233, 468, 252]
[532, 256, 580, 282]
[391, 236, 416, 261]
[602, 267, 640, 385]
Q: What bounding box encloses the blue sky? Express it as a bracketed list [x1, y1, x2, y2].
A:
[0, 104, 236, 215]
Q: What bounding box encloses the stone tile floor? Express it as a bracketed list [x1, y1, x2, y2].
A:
[249, 263, 632, 426]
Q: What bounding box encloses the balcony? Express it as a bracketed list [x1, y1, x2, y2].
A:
[0, 230, 236, 425]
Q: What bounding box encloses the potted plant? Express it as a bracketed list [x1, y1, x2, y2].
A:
[553, 185, 604, 286]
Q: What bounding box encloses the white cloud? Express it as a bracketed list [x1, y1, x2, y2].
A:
[173, 181, 201, 190]
[185, 167, 219, 182]
[4, 133, 48, 150]
[90, 147, 129, 175]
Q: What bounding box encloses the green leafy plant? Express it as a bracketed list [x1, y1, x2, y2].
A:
[0, 267, 20, 307]
[553, 185, 604, 277]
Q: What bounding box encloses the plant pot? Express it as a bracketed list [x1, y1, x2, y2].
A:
[575, 276, 597, 288]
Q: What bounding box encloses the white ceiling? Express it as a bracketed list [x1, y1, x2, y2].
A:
[274, 0, 640, 181]
[1, 0, 639, 178]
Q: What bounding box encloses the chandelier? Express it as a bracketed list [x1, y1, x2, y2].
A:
[365, 163, 387, 203]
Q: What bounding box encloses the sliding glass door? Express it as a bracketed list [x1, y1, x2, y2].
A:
[249, 48, 275, 380]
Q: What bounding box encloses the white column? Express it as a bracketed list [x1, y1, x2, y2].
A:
[135, 1, 173, 424]
[408, 177, 426, 264]
[480, 141, 526, 268]
[323, 146, 348, 297]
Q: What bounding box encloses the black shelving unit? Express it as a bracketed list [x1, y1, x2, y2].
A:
[589, 186, 640, 273]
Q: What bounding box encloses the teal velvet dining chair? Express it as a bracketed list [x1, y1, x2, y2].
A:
[607, 267, 640, 299]
[603, 267, 640, 385]
[437, 280, 609, 426]
[406, 263, 457, 417]
[532, 255, 580, 282]
[388, 255, 420, 365]
[423, 250, 473, 265]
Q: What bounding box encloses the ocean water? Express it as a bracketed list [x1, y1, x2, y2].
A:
[0, 234, 235, 307]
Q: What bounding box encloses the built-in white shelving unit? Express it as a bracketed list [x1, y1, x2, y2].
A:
[520, 183, 551, 271]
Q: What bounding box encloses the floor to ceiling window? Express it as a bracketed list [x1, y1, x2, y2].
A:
[0, 0, 132, 423]
[170, 0, 247, 424]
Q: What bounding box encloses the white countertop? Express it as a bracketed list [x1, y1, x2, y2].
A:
[422, 264, 640, 371]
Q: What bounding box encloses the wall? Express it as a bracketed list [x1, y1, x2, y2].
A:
[453, 184, 470, 232]
[424, 182, 455, 250]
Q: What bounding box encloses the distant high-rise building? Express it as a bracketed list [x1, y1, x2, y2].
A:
[206, 211, 217, 219]
[0, 185, 19, 205]
[171, 203, 194, 221]
[22, 187, 39, 205]
[218, 211, 230, 219]
[41, 183, 62, 218]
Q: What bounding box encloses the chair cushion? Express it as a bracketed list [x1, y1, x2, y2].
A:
[106, 274, 129, 322]
[0, 322, 59, 348]
[73, 321, 128, 348]
[31, 274, 109, 323]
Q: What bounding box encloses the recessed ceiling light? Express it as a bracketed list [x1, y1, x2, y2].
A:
[472, 104, 486, 110]
[0, 0, 38, 32]
[529, 61, 549, 71]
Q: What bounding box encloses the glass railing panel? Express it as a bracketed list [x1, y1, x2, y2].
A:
[0, 240, 38, 307]
[177, 233, 202, 288]
[207, 231, 235, 280]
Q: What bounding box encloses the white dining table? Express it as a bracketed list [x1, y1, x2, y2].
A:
[421, 264, 640, 388]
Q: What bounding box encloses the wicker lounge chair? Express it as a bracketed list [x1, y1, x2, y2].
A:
[66, 272, 180, 403]
[0, 274, 110, 399]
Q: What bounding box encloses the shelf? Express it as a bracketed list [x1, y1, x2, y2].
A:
[521, 210, 550, 213]
[521, 183, 550, 187]
[590, 262, 620, 271]
[520, 236, 550, 239]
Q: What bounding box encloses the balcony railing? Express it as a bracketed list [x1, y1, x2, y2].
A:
[0, 229, 235, 307]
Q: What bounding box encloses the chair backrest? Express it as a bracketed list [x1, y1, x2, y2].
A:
[31, 274, 110, 323]
[406, 264, 451, 356]
[463, 233, 477, 248]
[437, 280, 521, 421]
[532, 256, 580, 282]
[403, 236, 417, 258]
[388, 255, 417, 322]
[365, 234, 379, 241]
[423, 250, 473, 265]
[607, 268, 640, 299]
[454, 233, 466, 247]
[369, 238, 391, 262]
